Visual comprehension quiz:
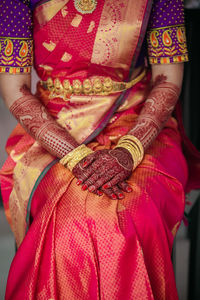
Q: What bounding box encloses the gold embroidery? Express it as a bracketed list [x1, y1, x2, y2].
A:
[71, 14, 83, 27]
[74, 0, 97, 14]
[42, 41, 56, 52]
[0, 37, 33, 74]
[149, 54, 188, 64]
[87, 21, 95, 33]
[61, 52, 72, 62]
[4, 39, 14, 57]
[35, 0, 70, 25]
[0, 66, 31, 74]
[147, 25, 189, 64]
[150, 31, 159, 48]
[39, 64, 53, 71]
[61, 6, 68, 17]
[19, 41, 29, 58]
[162, 30, 172, 47]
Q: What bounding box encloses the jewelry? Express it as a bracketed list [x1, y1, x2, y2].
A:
[60, 144, 93, 171]
[115, 135, 144, 170]
[74, 0, 97, 14]
[40, 69, 146, 101]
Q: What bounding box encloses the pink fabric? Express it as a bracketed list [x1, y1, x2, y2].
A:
[4, 106, 188, 299]
[1, 1, 197, 298]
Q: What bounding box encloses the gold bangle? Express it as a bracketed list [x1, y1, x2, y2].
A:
[60, 144, 93, 171]
[60, 145, 89, 165]
[116, 143, 143, 168]
[117, 142, 142, 157]
[115, 135, 144, 169]
[117, 135, 144, 153]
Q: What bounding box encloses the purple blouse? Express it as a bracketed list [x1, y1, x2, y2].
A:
[0, 0, 33, 74]
[0, 0, 188, 74]
[147, 0, 188, 64]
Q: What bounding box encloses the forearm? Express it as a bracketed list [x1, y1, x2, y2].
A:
[129, 64, 183, 150]
[0, 74, 79, 158]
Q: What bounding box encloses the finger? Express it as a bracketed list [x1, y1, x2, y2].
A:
[96, 163, 119, 176]
[81, 152, 96, 168]
[118, 181, 133, 193]
[101, 187, 118, 200]
[112, 185, 124, 199]
[76, 158, 113, 188]
[75, 166, 95, 184]
[82, 173, 101, 191]
[80, 157, 109, 184]
[91, 172, 117, 192]
[102, 173, 126, 189]
[81, 159, 118, 189]
[96, 189, 103, 197]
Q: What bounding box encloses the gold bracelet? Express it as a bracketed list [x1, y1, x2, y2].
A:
[60, 145, 91, 165]
[115, 135, 144, 169]
[117, 141, 142, 158]
[60, 144, 93, 171]
[116, 143, 143, 169]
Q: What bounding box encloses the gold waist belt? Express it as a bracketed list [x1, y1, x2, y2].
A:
[40, 69, 146, 101]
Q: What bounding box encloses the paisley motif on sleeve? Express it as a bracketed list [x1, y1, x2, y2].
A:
[0, 0, 33, 74]
[147, 0, 188, 64]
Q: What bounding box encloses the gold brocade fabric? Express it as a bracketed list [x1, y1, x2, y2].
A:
[0, 1, 192, 299]
[7, 108, 187, 299]
[36, 71, 150, 144]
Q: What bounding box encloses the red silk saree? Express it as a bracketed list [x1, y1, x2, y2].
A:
[0, 0, 199, 299]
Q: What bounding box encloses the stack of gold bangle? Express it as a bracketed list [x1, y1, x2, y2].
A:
[115, 135, 144, 170]
[60, 144, 93, 171]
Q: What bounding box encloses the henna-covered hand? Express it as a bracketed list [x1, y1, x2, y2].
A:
[10, 90, 79, 158]
[72, 148, 133, 199]
[129, 71, 181, 151]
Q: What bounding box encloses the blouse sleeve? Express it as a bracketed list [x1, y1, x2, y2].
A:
[0, 0, 33, 74]
[147, 0, 189, 64]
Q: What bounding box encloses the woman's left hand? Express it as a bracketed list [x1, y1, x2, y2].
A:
[72, 148, 133, 198]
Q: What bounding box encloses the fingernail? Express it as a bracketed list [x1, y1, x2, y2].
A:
[82, 161, 88, 168]
[118, 193, 124, 199]
[111, 194, 117, 200]
[82, 184, 88, 191]
[88, 185, 95, 192]
[127, 187, 133, 192]
[76, 180, 82, 186]
[97, 190, 103, 196]
[103, 184, 109, 189]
